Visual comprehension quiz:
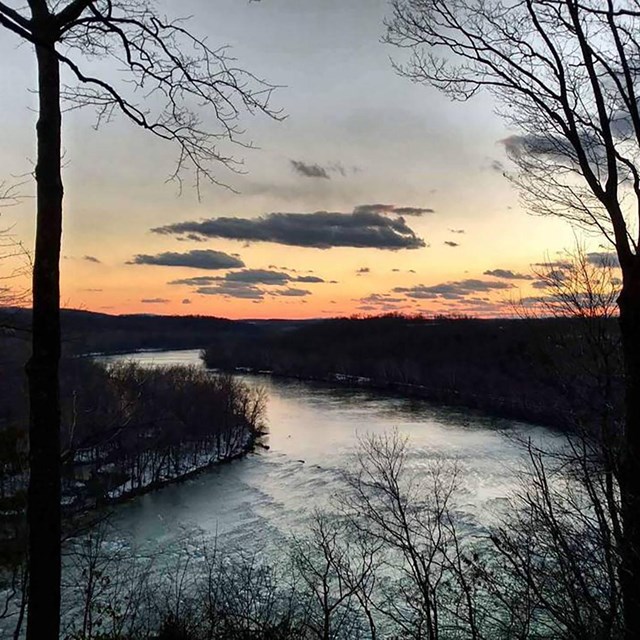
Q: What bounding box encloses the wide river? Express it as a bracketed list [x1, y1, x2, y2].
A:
[97, 349, 559, 554]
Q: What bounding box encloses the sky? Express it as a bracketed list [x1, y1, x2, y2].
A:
[0, 0, 590, 319]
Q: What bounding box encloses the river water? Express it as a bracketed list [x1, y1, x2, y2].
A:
[97, 349, 558, 554]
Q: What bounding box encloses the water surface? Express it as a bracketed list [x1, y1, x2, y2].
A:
[98, 349, 557, 552]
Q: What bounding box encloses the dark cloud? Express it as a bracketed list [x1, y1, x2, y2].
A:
[170, 269, 327, 287]
[83, 255, 101, 264]
[394, 206, 435, 216]
[194, 280, 312, 300]
[449, 229, 465, 234]
[129, 250, 245, 270]
[444, 241, 460, 247]
[586, 251, 619, 267]
[289, 160, 356, 179]
[169, 276, 219, 286]
[360, 293, 406, 304]
[531, 280, 549, 289]
[531, 269, 569, 289]
[197, 282, 265, 300]
[484, 269, 534, 280]
[290, 160, 331, 179]
[532, 260, 573, 271]
[500, 134, 568, 159]
[141, 298, 169, 304]
[354, 204, 434, 217]
[500, 132, 603, 165]
[226, 269, 290, 285]
[153, 209, 426, 250]
[182, 299, 192, 305]
[357, 267, 371, 274]
[354, 204, 393, 215]
[273, 288, 312, 297]
[394, 279, 514, 300]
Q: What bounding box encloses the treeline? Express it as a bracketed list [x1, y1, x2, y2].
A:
[0, 307, 311, 354]
[0, 338, 266, 515]
[203, 313, 623, 431]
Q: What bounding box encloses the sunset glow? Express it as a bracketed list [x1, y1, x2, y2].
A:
[0, 0, 590, 318]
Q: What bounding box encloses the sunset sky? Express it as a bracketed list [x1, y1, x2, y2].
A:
[0, 0, 591, 319]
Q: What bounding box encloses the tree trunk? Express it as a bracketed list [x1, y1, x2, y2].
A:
[25, 36, 63, 640]
[618, 274, 640, 640]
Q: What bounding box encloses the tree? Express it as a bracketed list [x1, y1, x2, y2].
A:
[385, 2, 640, 637]
[0, 2, 279, 638]
[0, 182, 28, 314]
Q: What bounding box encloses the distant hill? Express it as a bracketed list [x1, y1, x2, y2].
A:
[0, 307, 316, 355]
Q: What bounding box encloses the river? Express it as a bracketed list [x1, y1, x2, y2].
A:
[95, 349, 560, 555]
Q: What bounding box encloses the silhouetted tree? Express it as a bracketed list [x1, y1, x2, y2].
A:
[0, 2, 279, 638]
[386, 2, 640, 636]
[0, 182, 29, 315]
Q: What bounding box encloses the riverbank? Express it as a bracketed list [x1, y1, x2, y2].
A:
[217, 366, 562, 430]
[203, 314, 622, 433]
[0, 356, 267, 520]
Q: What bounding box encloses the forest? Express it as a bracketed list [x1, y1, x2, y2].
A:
[203, 313, 622, 431]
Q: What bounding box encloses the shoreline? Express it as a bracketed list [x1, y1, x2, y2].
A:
[222, 367, 568, 431]
[95, 429, 265, 509]
[88, 346, 566, 431]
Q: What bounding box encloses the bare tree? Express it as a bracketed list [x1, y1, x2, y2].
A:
[291, 510, 380, 640]
[337, 432, 483, 640]
[516, 246, 623, 440]
[385, 3, 640, 636]
[0, 182, 29, 316]
[0, 2, 280, 637]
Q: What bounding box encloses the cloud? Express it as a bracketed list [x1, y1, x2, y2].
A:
[290, 160, 331, 179]
[444, 241, 460, 247]
[129, 250, 245, 270]
[394, 279, 514, 300]
[530, 269, 569, 289]
[83, 255, 101, 263]
[586, 251, 619, 267]
[360, 293, 406, 304]
[354, 204, 434, 217]
[170, 269, 327, 287]
[182, 299, 192, 305]
[289, 160, 356, 179]
[169, 276, 219, 286]
[273, 288, 312, 297]
[141, 298, 169, 304]
[357, 267, 370, 274]
[531, 280, 550, 289]
[532, 260, 573, 271]
[225, 269, 290, 285]
[449, 229, 465, 234]
[484, 269, 534, 280]
[153, 209, 426, 250]
[197, 282, 265, 300]
[194, 279, 313, 300]
[500, 132, 604, 165]
[394, 207, 435, 216]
